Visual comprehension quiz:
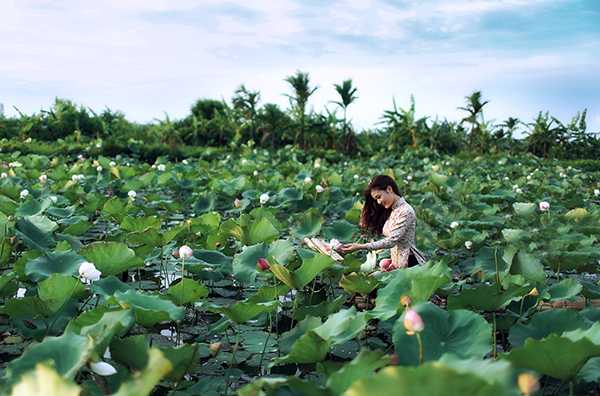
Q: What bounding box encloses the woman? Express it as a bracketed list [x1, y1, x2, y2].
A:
[337, 175, 427, 271]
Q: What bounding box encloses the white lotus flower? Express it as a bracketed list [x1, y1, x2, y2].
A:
[406, 175, 413, 181]
[329, 239, 342, 250]
[157, 164, 166, 172]
[128, 190, 137, 199]
[594, 189, 599, 197]
[49, 195, 58, 204]
[16, 288, 26, 299]
[95, 142, 102, 148]
[90, 361, 117, 376]
[560, 172, 566, 178]
[96, 166, 103, 172]
[182, 159, 189, 165]
[259, 193, 269, 205]
[360, 251, 377, 272]
[445, 161, 450, 166]
[512, 184, 519, 190]
[38, 174, 47, 184]
[465, 241, 473, 250]
[314, 162, 321, 169]
[151, 164, 157, 169]
[431, 165, 440, 172]
[79, 261, 102, 283]
[450, 221, 459, 229]
[71, 174, 84, 182]
[253, 170, 259, 176]
[315, 185, 325, 193]
[304, 176, 312, 184]
[241, 158, 248, 165]
[19, 189, 29, 199]
[516, 188, 523, 194]
[538, 201, 550, 212]
[0, 173, 7, 179]
[179, 245, 193, 259]
[526, 175, 532, 181]
[9, 161, 22, 168]
[25, 137, 32, 143]
[77, 154, 84, 160]
[109, 161, 116, 167]
[353, 174, 359, 180]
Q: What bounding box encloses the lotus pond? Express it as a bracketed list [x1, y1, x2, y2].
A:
[1, 146, 600, 395]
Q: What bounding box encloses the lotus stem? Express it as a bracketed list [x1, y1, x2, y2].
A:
[416, 332, 424, 365]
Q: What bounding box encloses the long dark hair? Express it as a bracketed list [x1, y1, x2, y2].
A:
[359, 175, 402, 235]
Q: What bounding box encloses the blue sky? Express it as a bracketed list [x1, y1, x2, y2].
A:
[1, 0, 599, 136]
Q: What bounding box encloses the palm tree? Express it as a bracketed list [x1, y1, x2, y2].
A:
[458, 91, 490, 153]
[284, 70, 318, 148]
[332, 79, 358, 135]
[232, 85, 260, 142]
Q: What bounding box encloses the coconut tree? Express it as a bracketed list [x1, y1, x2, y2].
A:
[458, 91, 489, 153]
[232, 85, 260, 143]
[332, 79, 358, 135]
[284, 70, 318, 148]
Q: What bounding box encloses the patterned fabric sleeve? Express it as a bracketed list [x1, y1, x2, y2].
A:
[364, 214, 408, 251]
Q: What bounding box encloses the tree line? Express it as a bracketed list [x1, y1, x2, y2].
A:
[1, 70, 598, 160]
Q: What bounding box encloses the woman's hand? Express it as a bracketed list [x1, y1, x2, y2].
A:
[336, 243, 364, 254]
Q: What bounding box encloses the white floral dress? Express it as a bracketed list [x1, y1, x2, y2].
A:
[364, 196, 427, 268]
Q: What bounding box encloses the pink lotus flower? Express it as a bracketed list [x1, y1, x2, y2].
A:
[257, 257, 270, 271]
[403, 309, 424, 335]
[379, 258, 393, 272]
[539, 201, 550, 211]
[178, 245, 193, 259]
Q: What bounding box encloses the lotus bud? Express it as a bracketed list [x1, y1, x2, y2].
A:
[538, 201, 550, 212]
[528, 287, 539, 297]
[19, 189, 29, 199]
[353, 174, 359, 180]
[400, 295, 412, 307]
[209, 342, 222, 355]
[517, 372, 539, 396]
[315, 185, 325, 193]
[128, 190, 137, 199]
[16, 288, 26, 299]
[77, 154, 84, 160]
[109, 161, 116, 167]
[253, 170, 259, 176]
[259, 193, 269, 205]
[379, 258, 393, 272]
[0, 172, 7, 179]
[179, 245, 193, 259]
[403, 309, 424, 335]
[256, 257, 270, 271]
[304, 176, 312, 184]
[234, 198, 241, 208]
[38, 174, 47, 184]
[516, 188, 523, 194]
[90, 361, 117, 376]
[431, 165, 440, 172]
[157, 164, 166, 171]
[450, 221, 459, 229]
[594, 189, 600, 197]
[465, 241, 473, 250]
[406, 175, 413, 181]
[96, 166, 103, 172]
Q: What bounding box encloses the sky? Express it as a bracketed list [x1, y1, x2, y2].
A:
[1, 0, 599, 136]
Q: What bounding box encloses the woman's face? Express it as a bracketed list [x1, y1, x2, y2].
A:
[370, 186, 396, 209]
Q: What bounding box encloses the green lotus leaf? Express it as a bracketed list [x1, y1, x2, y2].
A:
[1, 333, 93, 391]
[508, 309, 592, 348]
[293, 208, 323, 238]
[112, 348, 172, 396]
[564, 208, 589, 222]
[326, 349, 390, 395]
[371, 261, 451, 320]
[159, 343, 199, 382]
[340, 273, 379, 295]
[447, 284, 530, 311]
[343, 361, 508, 396]
[512, 202, 536, 217]
[80, 242, 143, 276]
[110, 335, 150, 371]
[25, 250, 86, 282]
[166, 278, 208, 305]
[65, 307, 134, 357]
[248, 217, 279, 245]
[9, 364, 81, 396]
[546, 278, 583, 301]
[503, 323, 600, 380]
[509, 250, 545, 283]
[392, 303, 491, 366]
[111, 290, 185, 327]
[38, 274, 87, 314]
